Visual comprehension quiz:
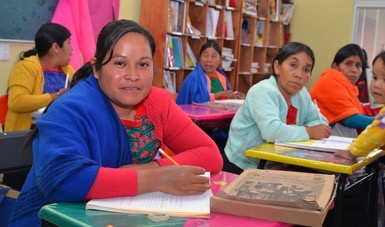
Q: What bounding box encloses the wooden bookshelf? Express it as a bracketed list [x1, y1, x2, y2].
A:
[237, 0, 289, 93]
[140, 0, 293, 94]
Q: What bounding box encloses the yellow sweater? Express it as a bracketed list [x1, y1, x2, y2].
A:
[350, 106, 385, 156]
[5, 55, 74, 132]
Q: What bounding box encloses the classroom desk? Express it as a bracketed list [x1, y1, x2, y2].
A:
[178, 104, 238, 121]
[244, 144, 385, 227]
[178, 103, 239, 130]
[39, 171, 292, 227]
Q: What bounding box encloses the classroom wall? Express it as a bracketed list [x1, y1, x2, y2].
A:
[290, 0, 354, 89]
[0, 0, 353, 94]
[0, 0, 141, 95]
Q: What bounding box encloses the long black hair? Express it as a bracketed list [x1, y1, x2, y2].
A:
[20, 23, 71, 60]
[70, 19, 156, 86]
[272, 42, 315, 76]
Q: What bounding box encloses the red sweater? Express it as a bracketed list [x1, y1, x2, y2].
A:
[86, 87, 223, 199]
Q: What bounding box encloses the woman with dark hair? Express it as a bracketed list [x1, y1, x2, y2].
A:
[9, 19, 222, 226]
[176, 40, 244, 105]
[224, 42, 331, 173]
[5, 23, 74, 132]
[310, 44, 375, 137]
[356, 48, 369, 103]
[335, 51, 385, 159]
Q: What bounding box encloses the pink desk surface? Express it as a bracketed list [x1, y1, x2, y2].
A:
[178, 104, 237, 121]
[184, 171, 293, 227]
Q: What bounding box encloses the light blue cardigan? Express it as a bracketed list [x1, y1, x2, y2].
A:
[225, 76, 329, 170]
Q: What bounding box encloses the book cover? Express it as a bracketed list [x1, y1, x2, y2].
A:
[206, 7, 220, 38]
[171, 36, 183, 68]
[211, 169, 335, 226]
[166, 35, 175, 68]
[215, 169, 336, 211]
[255, 20, 265, 46]
[185, 43, 197, 68]
[163, 70, 176, 94]
[275, 135, 354, 153]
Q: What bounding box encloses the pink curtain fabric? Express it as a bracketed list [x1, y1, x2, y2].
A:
[51, 0, 120, 70]
[88, 0, 120, 42]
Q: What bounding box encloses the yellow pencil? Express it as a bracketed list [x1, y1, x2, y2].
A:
[159, 148, 179, 165]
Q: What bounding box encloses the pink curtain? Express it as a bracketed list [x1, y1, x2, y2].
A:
[51, 0, 120, 70]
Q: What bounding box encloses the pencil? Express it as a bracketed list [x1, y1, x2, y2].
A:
[313, 99, 323, 123]
[159, 148, 179, 165]
[65, 73, 69, 88]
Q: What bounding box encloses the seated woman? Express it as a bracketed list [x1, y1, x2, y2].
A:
[9, 20, 223, 226]
[335, 51, 385, 160]
[224, 42, 332, 173]
[3, 23, 74, 191]
[5, 23, 74, 132]
[176, 41, 244, 105]
[310, 44, 374, 137]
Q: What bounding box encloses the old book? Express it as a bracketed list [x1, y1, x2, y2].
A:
[215, 169, 335, 210]
[211, 169, 335, 226]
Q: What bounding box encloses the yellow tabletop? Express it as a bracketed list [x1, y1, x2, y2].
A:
[244, 143, 385, 175]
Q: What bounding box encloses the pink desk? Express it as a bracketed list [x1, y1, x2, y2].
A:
[39, 172, 292, 227]
[178, 104, 238, 121]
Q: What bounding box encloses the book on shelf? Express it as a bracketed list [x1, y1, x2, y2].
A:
[280, 2, 295, 24]
[171, 36, 184, 68]
[186, 14, 201, 36]
[206, 7, 220, 38]
[275, 135, 354, 153]
[224, 10, 234, 39]
[210, 169, 335, 226]
[269, 0, 280, 21]
[167, 0, 186, 34]
[255, 20, 265, 46]
[86, 172, 212, 218]
[165, 35, 175, 68]
[163, 70, 176, 94]
[242, 0, 257, 17]
[241, 19, 249, 43]
[222, 47, 236, 69]
[185, 43, 197, 68]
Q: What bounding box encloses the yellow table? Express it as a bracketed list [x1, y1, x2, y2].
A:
[244, 143, 384, 174]
[244, 144, 385, 227]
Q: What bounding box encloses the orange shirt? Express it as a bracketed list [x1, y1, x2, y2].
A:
[310, 69, 363, 124]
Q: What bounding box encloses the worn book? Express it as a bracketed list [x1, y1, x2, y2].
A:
[211, 169, 335, 226]
[275, 135, 354, 152]
[215, 169, 335, 210]
[86, 173, 211, 218]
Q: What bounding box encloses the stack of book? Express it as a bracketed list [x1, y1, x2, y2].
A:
[222, 47, 236, 70]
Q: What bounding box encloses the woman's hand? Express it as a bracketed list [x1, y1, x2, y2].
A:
[50, 88, 69, 100]
[215, 90, 245, 99]
[138, 165, 210, 195]
[334, 150, 356, 160]
[305, 124, 332, 139]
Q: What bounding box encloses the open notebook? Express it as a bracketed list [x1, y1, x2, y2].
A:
[275, 136, 354, 153]
[86, 172, 211, 218]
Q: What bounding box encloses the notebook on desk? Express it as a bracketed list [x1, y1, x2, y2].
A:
[274, 136, 354, 153]
[86, 172, 211, 218]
